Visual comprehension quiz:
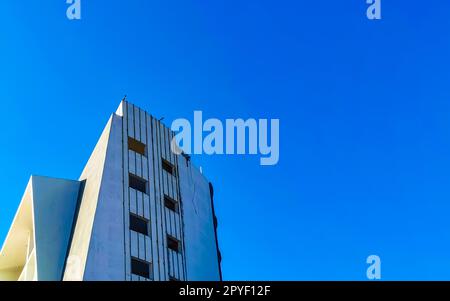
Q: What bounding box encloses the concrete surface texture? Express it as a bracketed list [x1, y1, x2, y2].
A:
[0, 101, 222, 281]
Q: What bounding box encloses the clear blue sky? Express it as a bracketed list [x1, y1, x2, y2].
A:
[1, 1, 450, 280]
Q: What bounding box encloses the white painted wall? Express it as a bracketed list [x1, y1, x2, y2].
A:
[83, 114, 125, 281]
[179, 157, 221, 281]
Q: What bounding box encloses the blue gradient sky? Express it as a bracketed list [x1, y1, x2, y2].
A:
[1, 1, 450, 280]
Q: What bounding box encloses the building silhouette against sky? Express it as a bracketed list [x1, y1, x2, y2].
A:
[0, 101, 222, 281]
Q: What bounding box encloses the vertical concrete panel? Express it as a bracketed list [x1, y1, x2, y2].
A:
[153, 118, 166, 280]
[174, 250, 180, 280]
[174, 250, 178, 279]
[134, 106, 141, 142]
[168, 177, 173, 202]
[163, 126, 168, 161]
[123, 103, 131, 280]
[166, 128, 176, 200]
[147, 115, 159, 281]
[156, 197, 165, 280]
[142, 112, 155, 279]
[138, 234, 145, 260]
[136, 154, 142, 178]
[170, 138, 186, 280]
[140, 109, 147, 144]
[167, 127, 175, 165]
[149, 196, 159, 281]
[127, 103, 135, 139]
[171, 211, 177, 240]
[129, 188, 137, 214]
[128, 150, 136, 175]
[167, 127, 173, 164]
[167, 250, 172, 277]
[171, 250, 177, 278]
[173, 173, 178, 201]
[172, 211, 177, 240]
[161, 126, 171, 202]
[130, 231, 138, 258]
[171, 174, 177, 200]
[177, 253, 183, 280]
[168, 174, 173, 200]
[145, 236, 151, 263]
[146, 115, 154, 198]
[165, 209, 171, 237]
[170, 128, 184, 279]
[175, 175, 181, 203]
[174, 175, 179, 201]
[160, 122, 166, 161]
[161, 123, 183, 280]
[172, 211, 178, 239]
[143, 194, 150, 220]
[142, 157, 148, 180]
[166, 127, 172, 164]
[174, 212, 180, 240]
[137, 191, 143, 217]
[162, 168, 167, 196]
[157, 120, 169, 280]
[156, 121, 168, 280]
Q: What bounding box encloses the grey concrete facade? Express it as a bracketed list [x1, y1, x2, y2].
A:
[179, 156, 222, 280]
[0, 101, 222, 281]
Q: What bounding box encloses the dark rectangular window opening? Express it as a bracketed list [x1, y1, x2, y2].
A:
[164, 195, 178, 212]
[130, 214, 149, 236]
[167, 235, 181, 252]
[129, 174, 148, 194]
[162, 159, 175, 175]
[131, 257, 151, 279]
[128, 137, 146, 156]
